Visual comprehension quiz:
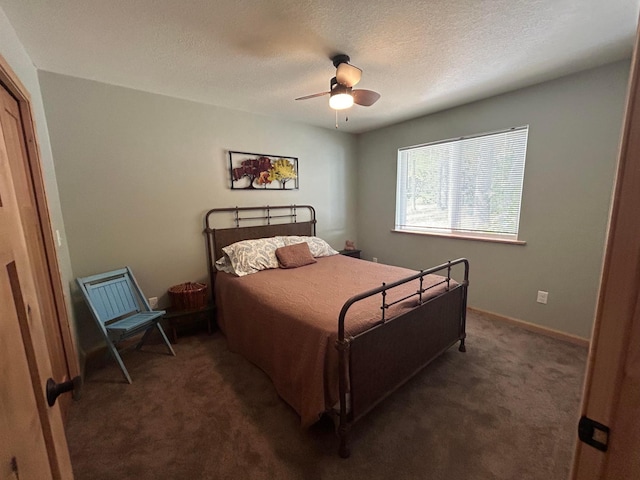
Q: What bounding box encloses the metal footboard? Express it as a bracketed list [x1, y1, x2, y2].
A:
[335, 258, 469, 458]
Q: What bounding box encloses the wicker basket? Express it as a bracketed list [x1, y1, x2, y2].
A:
[168, 282, 208, 311]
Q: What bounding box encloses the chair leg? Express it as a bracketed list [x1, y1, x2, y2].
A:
[135, 323, 175, 356]
[135, 327, 154, 351]
[106, 342, 133, 384]
[156, 323, 176, 356]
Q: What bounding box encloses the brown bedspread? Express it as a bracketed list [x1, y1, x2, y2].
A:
[215, 254, 452, 427]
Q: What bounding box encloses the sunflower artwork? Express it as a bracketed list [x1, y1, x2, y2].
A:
[229, 151, 299, 190]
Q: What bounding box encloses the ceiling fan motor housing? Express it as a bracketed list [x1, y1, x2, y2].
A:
[332, 54, 351, 67]
[331, 81, 352, 96]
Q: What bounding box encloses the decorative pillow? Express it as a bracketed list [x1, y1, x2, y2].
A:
[275, 242, 317, 269]
[279, 236, 338, 258]
[221, 236, 285, 276]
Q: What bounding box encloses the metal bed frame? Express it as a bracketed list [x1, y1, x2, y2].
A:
[204, 205, 469, 457]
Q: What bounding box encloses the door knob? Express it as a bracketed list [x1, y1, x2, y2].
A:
[46, 376, 82, 407]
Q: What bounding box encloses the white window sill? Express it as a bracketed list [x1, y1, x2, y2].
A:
[391, 229, 527, 246]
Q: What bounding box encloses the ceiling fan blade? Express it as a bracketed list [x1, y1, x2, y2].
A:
[336, 63, 362, 87]
[352, 89, 380, 106]
[295, 91, 330, 101]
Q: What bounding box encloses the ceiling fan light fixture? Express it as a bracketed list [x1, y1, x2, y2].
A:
[329, 82, 353, 110]
[330, 92, 354, 110]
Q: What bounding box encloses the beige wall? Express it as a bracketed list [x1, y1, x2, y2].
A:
[356, 61, 630, 339]
[0, 9, 78, 350]
[38, 71, 358, 352]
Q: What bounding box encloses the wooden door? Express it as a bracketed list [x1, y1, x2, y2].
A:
[0, 76, 76, 417]
[570, 19, 640, 480]
[0, 86, 73, 477]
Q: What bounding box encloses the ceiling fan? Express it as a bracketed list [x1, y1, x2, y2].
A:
[295, 54, 380, 110]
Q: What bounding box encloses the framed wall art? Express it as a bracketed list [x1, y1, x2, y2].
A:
[229, 151, 299, 190]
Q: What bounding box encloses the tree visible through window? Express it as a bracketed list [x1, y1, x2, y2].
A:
[395, 126, 528, 239]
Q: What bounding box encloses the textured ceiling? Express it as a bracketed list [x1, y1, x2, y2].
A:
[1, 0, 639, 133]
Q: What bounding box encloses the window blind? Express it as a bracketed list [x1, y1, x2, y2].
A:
[395, 126, 528, 238]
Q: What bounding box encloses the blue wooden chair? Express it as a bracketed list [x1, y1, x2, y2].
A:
[77, 267, 175, 383]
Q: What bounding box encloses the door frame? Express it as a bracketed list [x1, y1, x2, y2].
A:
[570, 19, 640, 479]
[0, 54, 79, 383]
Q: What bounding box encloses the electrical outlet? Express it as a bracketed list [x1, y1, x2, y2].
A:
[372, 257, 378, 263]
[148, 297, 158, 309]
[536, 291, 548, 304]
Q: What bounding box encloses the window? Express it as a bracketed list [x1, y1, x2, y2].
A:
[395, 126, 528, 241]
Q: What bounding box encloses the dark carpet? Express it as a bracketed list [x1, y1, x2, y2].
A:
[66, 311, 587, 479]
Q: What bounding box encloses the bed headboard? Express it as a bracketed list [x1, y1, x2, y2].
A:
[203, 205, 316, 288]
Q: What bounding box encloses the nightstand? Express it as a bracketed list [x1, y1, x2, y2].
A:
[164, 304, 215, 343]
[339, 249, 361, 259]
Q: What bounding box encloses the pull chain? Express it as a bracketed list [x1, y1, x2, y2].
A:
[335, 111, 350, 129]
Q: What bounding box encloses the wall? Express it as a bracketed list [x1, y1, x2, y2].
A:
[34, 57, 629, 349]
[356, 61, 630, 339]
[38, 71, 358, 352]
[0, 10, 78, 351]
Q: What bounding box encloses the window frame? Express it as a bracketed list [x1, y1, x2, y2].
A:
[394, 126, 528, 245]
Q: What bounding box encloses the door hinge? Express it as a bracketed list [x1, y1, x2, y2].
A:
[578, 415, 610, 452]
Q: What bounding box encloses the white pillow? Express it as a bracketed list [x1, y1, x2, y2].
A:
[221, 237, 285, 276]
[214, 256, 236, 275]
[279, 236, 338, 258]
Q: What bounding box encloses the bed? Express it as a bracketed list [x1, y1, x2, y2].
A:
[204, 205, 469, 457]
